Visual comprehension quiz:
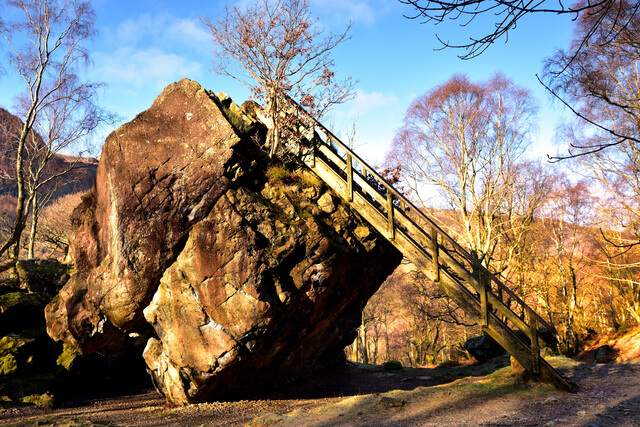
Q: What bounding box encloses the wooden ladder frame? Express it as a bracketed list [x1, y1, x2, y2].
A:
[285, 95, 572, 391]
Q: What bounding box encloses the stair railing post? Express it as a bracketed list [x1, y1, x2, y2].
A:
[480, 271, 489, 328]
[430, 227, 440, 282]
[346, 153, 353, 202]
[529, 309, 540, 374]
[386, 190, 395, 240]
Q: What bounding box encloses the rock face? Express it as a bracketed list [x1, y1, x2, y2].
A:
[45, 79, 402, 404]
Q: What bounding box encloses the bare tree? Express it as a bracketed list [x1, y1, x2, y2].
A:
[399, 0, 637, 60]
[202, 0, 356, 158]
[385, 73, 542, 273]
[542, 0, 640, 160]
[34, 191, 82, 259]
[595, 227, 640, 326]
[21, 77, 106, 258]
[536, 178, 596, 354]
[0, 0, 100, 260]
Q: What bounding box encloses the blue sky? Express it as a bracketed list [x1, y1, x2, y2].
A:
[0, 0, 576, 164]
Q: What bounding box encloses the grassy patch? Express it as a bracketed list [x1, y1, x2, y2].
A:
[266, 165, 300, 186]
[1, 416, 102, 426]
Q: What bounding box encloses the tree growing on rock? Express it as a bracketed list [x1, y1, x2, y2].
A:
[203, 0, 356, 158]
[0, 0, 107, 260]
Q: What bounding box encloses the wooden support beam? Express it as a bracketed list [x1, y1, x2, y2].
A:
[346, 153, 353, 202]
[387, 191, 395, 240]
[430, 227, 440, 282]
[530, 312, 540, 374]
[480, 271, 489, 328]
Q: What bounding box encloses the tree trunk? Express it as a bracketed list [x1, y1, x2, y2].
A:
[351, 337, 359, 362]
[28, 191, 39, 259]
[267, 91, 280, 158]
[9, 130, 28, 261]
[359, 322, 368, 364]
[384, 311, 390, 362]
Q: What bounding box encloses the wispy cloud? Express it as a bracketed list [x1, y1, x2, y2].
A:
[92, 47, 203, 90]
[311, 0, 395, 24]
[347, 90, 397, 115]
[93, 13, 209, 91]
[112, 13, 209, 48]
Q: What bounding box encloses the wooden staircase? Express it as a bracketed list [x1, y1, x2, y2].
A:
[286, 96, 573, 391]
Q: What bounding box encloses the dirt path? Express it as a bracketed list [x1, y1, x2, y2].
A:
[2, 357, 640, 426]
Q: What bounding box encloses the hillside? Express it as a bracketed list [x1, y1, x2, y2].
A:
[0, 107, 97, 201]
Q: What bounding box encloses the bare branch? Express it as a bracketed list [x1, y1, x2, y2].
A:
[399, 0, 631, 60]
[202, 0, 356, 158]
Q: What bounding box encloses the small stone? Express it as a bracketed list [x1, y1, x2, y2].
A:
[317, 193, 335, 213]
[378, 396, 406, 408]
[354, 225, 370, 239]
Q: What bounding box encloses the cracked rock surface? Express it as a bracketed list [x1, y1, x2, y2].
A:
[45, 79, 401, 404]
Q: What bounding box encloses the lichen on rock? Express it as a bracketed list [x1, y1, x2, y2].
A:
[45, 78, 402, 404]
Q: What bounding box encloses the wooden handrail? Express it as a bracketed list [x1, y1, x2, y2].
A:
[285, 94, 556, 336]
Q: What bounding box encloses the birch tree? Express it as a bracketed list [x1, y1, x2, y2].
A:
[0, 0, 104, 260]
[385, 73, 542, 273]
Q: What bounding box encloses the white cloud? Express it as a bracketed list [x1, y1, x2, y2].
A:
[92, 13, 210, 92]
[168, 18, 210, 46]
[93, 47, 203, 90]
[113, 13, 209, 49]
[347, 90, 397, 115]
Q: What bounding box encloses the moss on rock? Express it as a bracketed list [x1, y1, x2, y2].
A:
[57, 344, 80, 371]
[22, 392, 55, 409]
[0, 354, 17, 376]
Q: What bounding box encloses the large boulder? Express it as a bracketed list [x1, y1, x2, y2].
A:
[464, 333, 506, 362]
[45, 79, 402, 404]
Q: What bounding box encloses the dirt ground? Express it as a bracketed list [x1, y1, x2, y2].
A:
[1, 357, 640, 426]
